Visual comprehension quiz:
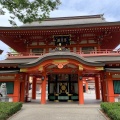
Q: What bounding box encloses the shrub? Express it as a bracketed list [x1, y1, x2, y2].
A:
[101, 102, 120, 120]
[0, 102, 22, 120]
[108, 108, 120, 120]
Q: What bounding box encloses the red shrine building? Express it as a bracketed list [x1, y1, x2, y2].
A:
[0, 14, 120, 104]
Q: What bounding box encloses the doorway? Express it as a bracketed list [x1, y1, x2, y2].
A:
[48, 74, 78, 102]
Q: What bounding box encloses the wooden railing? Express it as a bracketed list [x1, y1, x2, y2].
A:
[74, 49, 120, 56]
[7, 49, 120, 59]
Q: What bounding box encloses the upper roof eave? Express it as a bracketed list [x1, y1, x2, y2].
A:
[85, 56, 120, 63]
[35, 14, 104, 21]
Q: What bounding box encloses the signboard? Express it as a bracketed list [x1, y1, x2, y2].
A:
[54, 35, 70, 46]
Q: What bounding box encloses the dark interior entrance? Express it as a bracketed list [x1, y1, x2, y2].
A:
[48, 74, 78, 102]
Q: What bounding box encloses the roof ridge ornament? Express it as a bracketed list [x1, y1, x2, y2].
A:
[50, 43, 70, 52]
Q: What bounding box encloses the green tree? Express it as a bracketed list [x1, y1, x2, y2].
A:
[0, 0, 61, 26]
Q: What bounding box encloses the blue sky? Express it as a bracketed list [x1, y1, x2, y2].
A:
[0, 0, 120, 59]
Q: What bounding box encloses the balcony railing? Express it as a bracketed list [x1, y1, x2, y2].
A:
[7, 49, 120, 59]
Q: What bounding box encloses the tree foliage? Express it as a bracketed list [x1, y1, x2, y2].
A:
[0, 0, 61, 26]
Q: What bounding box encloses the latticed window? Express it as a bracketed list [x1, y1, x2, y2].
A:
[32, 48, 44, 54]
[0, 82, 14, 94]
[113, 80, 120, 94]
[81, 46, 95, 54]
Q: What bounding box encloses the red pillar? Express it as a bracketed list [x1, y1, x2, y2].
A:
[106, 73, 114, 102]
[32, 77, 36, 99]
[95, 76, 100, 100]
[100, 72, 107, 102]
[101, 73, 107, 102]
[78, 73, 84, 104]
[19, 74, 26, 102]
[40, 83, 42, 93]
[25, 74, 29, 102]
[100, 73, 104, 102]
[103, 80, 107, 102]
[101, 80, 107, 102]
[13, 74, 20, 102]
[86, 82, 88, 92]
[41, 72, 47, 104]
[100, 80, 104, 102]
[20, 81, 25, 102]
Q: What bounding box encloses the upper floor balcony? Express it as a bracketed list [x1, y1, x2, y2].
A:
[7, 49, 120, 59]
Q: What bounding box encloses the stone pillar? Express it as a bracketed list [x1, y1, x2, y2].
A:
[41, 72, 47, 104]
[95, 76, 100, 100]
[78, 73, 84, 104]
[32, 77, 36, 99]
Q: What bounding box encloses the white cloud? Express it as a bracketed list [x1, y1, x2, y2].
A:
[51, 0, 120, 22]
[1, 0, 120, 26]
[50, 9, 88, 17]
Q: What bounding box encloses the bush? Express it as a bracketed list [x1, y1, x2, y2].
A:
[108, 108, 120, 120]
[101, 102, 120, 120]
[0, 102, 22, 120]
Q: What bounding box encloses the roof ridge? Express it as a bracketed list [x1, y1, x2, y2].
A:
[37, 14, 104, 21]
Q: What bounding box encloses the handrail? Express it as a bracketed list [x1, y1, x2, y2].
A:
[7, 49, 120, 59]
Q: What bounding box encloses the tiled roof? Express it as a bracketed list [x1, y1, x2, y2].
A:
[22, 14, 106, 27]
[105, 68, 120, 72]
[0, 53, 119, 67]
[85, 56, 120, 63]
[0, 70, 19, 74]
[19, 52, 105, 68]
[0, 58, 36, 64]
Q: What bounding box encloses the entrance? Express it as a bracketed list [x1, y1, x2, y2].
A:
[48, 74, 78, 102]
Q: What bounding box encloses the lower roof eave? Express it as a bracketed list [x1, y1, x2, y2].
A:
[18, 52, 105, 68]
[0, 70, 19, 74]
[105, 68, 120, 72]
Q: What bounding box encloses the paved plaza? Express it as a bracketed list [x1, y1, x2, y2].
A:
[8, 91, 107, 120]
[8, 104, 107, 120]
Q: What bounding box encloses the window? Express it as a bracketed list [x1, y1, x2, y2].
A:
[82, 47, 94, 54]
[88, 40, 97, 43]
[32, 48, 44, 54]
[54, 35, 70, 46]
[31, 42, 37, 45]
[80, 40, 87, 44]
[0, 82, 14, 94]
[113, 80, 120, 94]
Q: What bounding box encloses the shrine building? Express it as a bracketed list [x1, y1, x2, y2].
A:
[0, 14, 120, 104]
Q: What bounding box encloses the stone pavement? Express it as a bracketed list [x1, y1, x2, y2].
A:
[8, 90, 107, 120]
[8, 103, 107, 120]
